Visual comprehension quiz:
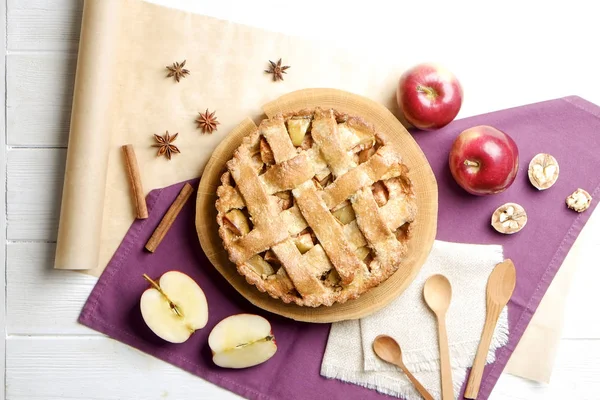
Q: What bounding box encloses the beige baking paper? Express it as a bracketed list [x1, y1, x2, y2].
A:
[54, 0, 408, 276]
[54, 0, 123, 271]
[54, 0, 583, 383]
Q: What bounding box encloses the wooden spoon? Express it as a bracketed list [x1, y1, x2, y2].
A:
[465, 259, 517, 399]
[373, 335, 434, 400]
[423, 274, 454, 400]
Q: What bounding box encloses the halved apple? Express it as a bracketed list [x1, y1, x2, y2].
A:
[208, 314, 277, 369]
[140, 271, 208, 343]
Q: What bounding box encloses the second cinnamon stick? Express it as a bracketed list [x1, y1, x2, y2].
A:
[122, 144, 148, 219]
[145, 182, 194, 253]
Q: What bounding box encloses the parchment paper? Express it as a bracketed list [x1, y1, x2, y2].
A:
[55, 0, 589, 384]
[55, 0, 406, 276]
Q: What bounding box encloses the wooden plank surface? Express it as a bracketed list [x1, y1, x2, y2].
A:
[0, 0, 7, 399]
[3, 0, 600, 400]
[7, 0, 83, 51]
[6, 243, 98, 336]
[491, 339, 600, 400]
[5, 336, 599, 400]
[6, 337, 242, 400]
[6, 149, 66, 240]
[6, 54, 75, 147]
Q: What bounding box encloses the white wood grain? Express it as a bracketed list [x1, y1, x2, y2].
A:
[5, 336, 600, 400]
[1, 0, 8, 398]
[6, 149, 66, 241]
[7, 0, 82, 51]
[6, 337, 242, 400]
[562, 207, 600, 339]
[6, 243, 99, 336]
[4, 0, 600, 399]
[6, 54, 76, 147]
[491, 339, 600, 400]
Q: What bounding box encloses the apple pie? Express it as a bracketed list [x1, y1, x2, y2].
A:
[216, 107, 417, 307]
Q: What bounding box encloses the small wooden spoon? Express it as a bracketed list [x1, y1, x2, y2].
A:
[423, 274, 454, 400]
[465, 259, 517, 399]
[373, 335, 434, 400]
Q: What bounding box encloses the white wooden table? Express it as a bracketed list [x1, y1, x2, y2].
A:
[2, 1, 600, 399]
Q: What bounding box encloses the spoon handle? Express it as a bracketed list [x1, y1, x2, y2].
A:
[437, 315, 454, 400]
[399, 364, 434, 400]
[464, 302, 503, 399]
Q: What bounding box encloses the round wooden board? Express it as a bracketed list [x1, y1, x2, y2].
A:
[196, 88, 438, 323]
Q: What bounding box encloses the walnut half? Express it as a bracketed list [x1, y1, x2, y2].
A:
[491, 203, 528, 234]
[528, 153, 559, 190]
[566, 188, 592, 212]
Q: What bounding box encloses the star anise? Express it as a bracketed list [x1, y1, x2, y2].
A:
[153, 131, 180, 160]
[265, 58, 290, 82]
[195, 109, 220, 134]
[166, 60, 190, 82]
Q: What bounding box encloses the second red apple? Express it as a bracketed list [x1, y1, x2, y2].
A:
[449, 125, 519, 195]
[397, 63, 463, 130]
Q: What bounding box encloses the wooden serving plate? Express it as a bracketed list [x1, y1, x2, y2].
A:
[196, 88, 438, 323]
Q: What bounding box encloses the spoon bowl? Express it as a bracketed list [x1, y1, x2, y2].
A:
[487, 258, 517, 305]
[423, 274, 452, 314]
[372, 335, 434, 400]
[372, 334, 403, 365]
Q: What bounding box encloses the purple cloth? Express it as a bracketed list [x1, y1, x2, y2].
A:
[80, 96, 600, 400]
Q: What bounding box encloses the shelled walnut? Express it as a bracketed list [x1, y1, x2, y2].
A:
[491, 203, 528, 234]
[528, 153, 559, 190]
[566, 188, 592, 212]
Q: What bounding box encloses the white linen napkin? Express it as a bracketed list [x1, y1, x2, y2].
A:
[321, 241, 509, 399]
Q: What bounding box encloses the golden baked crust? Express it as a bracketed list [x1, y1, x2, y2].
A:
[216, 107, 417, 307]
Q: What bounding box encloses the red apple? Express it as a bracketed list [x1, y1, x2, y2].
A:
[449, 125, 519, 195]
[396, 63, 463, 130]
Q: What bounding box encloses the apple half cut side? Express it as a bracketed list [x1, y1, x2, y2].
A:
[140, 271, 209, 343]
[208, 314, 277, 369]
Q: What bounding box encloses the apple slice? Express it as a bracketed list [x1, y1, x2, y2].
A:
[355, 246, 371, 260]
[325, 269, 341, 286]
[294, 232, 314, 254]
[332, 203, 356, 225]
[260, 137, 275, 165]
[140, 271, 208, 343]
[358, 146, 376, 164]
[287, 117, 311, 146]
[263, 250, 281, 266]
[274, 191, 293, 210]
[208, 314, 277, 369]
[246, 255, 275, 277]
[371, 181, 389, 206]
[223, 209, 251, 236]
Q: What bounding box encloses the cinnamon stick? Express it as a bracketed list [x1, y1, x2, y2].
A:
[122, 144, 148, 219]
[145, 182, 194, 253]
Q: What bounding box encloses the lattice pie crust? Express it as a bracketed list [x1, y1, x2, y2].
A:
[216, 108, 417, 307]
